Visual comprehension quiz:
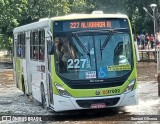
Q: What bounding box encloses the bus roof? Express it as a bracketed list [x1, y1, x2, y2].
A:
[51, 13, 128, 21]
[13, 13, 128, 33]
[13, 19, 50, 33]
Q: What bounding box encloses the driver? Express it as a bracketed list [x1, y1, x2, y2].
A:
[60, 38, 77, 62]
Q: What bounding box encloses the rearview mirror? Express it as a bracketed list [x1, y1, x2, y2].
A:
[47, 40, 54, 55]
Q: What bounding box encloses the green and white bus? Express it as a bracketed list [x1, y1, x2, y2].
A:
[13, 12, 138, 112]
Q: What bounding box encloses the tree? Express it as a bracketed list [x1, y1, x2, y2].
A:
[71, 0, 94, 13]
[0, 0, 28, 52]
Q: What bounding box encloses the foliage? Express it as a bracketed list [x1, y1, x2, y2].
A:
[0, 35, 12, 51]
[1, 0, 160, 51]
[71, 0, 94, 13]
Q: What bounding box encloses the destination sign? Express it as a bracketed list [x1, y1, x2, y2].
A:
[53, 18, 129, 32]
[70, 21, 111, 29]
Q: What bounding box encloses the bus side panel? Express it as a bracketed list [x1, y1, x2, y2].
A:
[14, 33, 23, 91]
[13, 34, 18, 87]
[30, 61, 46, 102]
[23, 31, 31, 95]
[22, 59, 28, 94]
[16, 58, 22, 90]
[128, 18, 138, 90]
[51, 55, 59, 95]
[30, 61, 41, 102]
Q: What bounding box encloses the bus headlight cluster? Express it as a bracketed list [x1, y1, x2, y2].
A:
[55, 83, 71, 97]
[123, 79, 136, 94]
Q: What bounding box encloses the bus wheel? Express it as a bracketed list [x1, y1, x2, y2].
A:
[41, 84, 47, 108]
[22, 76, 25, 95]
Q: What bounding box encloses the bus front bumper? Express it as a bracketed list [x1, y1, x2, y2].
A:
[53, 89, 138, 112]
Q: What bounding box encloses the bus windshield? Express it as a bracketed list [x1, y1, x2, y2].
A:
[54, 30, 132, 80]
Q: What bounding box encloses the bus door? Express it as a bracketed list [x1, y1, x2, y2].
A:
[16, 34, 23, 89]
[46, 35, 54, 107]
[24, 31, 32, 95]
[14, 34, 20, 88]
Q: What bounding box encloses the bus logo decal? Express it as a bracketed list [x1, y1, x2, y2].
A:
[95, 91, 100, 95]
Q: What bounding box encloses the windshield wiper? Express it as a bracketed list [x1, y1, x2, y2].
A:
[101, 30, 113, 50]
[101, 28, 129, 50]
[72, 28, 128, 54]
[72, 32, 90, 56]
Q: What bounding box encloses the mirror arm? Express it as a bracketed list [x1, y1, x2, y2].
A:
[47, 29, 53, 37]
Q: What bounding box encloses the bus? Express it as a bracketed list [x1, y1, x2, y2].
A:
[13, 12, 138, 112]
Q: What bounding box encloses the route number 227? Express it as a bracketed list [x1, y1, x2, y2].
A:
[67, 59, 86, 69]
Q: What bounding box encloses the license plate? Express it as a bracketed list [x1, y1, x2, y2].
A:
[90, 103, 106, 109]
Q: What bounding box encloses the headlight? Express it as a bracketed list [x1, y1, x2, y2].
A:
[123, 79, 136, 94]
[55, 83, 71, 97]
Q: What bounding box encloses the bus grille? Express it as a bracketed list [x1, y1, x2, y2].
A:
[76, 97, 120, 108]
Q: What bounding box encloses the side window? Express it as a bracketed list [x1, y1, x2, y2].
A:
[39, 30, 45, 61]
[30, 31, 38, 60]
[21, 33, 25, 58]
[17, 33, 25, 58]
[30, 30, 45, 61]
[17, 34, 21, 57]
[30, 32, 33, 59]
